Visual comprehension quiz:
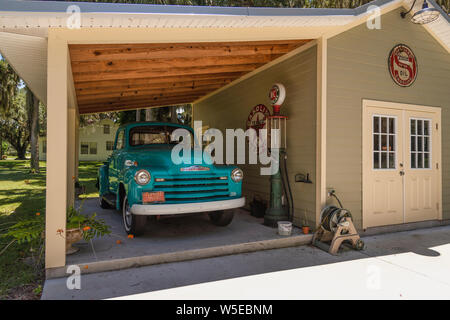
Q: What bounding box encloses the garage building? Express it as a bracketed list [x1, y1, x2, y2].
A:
[0, 0, 449, 270]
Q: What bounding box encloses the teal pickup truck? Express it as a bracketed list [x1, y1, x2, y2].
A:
[97, 122, 245, 236]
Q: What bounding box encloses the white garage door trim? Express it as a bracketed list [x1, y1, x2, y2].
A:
[362, 99, 442, 229]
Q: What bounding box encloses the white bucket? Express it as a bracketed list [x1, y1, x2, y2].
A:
[277, 221, 292, 236]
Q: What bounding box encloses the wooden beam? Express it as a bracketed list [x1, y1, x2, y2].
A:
[78, 92, 204, 109]
[77, 84, 224, 102]
[69, 40, 309, 62]
[79, 96, 199, 114]
[71, 54, 284, 73]
[76, 78, 234, 95]
[74, 73, 244, 90]
[73, 63, 263, 82]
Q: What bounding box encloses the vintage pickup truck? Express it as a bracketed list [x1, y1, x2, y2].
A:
[97, 122, 245, 236]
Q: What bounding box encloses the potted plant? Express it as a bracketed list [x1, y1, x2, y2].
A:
[302, 209, 310, 234]
[65, 205, 111, 254]
[1, 202, 111, 256]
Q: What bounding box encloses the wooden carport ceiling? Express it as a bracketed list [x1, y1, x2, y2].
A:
[70, 40, 311, 114]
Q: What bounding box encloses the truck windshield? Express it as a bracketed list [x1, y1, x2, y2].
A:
[129, 125, 193, 146]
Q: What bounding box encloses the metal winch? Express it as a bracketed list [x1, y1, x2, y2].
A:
[312, 205, 365, 255]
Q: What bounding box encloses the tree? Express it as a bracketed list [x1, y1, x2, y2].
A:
[0, 89, 30, 159]
[0, 59, 20, 159]
[26, 88, 40, 172]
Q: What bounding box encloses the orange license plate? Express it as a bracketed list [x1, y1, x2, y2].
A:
[142, 191, 165, 203]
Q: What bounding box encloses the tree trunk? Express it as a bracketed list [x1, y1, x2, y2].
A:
[27, 89, 40, 172]
[145, 108, 153, 121]
[136, 109, 141, 122]
[16, 145, 27, 160]
[171, 106, 178, 123]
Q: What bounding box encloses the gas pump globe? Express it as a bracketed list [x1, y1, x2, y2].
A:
[264, 84, 289, 227]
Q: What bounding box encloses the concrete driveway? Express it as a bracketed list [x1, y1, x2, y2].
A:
[42, 225, 450, 299]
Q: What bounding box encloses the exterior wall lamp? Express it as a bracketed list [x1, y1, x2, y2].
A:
[401, 0, 440, 24]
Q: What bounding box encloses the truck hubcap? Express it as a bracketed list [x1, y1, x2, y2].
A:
[123, 197, 132, 231]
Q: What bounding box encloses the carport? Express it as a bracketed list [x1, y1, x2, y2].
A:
[1, 0, 448, 274]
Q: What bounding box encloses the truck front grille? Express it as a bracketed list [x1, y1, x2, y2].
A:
[152, 174, 230, 203]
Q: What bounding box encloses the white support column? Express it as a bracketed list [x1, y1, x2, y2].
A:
[45, 33, 68, 269]
[67, 107, 76, 207]
[75, 111, 80, 179]
[315, 37, 327, 227]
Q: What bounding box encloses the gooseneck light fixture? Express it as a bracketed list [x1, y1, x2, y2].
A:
[401, 0, 440, 24]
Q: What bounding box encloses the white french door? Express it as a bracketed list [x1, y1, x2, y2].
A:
[362, 101, 441, 228]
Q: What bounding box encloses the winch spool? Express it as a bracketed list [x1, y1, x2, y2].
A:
[320, 206, 352, 232]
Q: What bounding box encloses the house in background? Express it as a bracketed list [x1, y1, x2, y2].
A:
[39, 119, 118, 161]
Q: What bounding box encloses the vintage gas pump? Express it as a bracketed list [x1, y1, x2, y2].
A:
[264, 83, 289, 227]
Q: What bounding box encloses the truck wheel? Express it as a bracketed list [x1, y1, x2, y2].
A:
[208, 210, 234, 226]
[122, 195, 147, 236]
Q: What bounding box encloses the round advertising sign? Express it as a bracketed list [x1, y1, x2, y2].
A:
[246, 104, 271, 154]
[269, 83, 286, 106]
[246, 104, 271, 131]
[388, 44, 417, 87]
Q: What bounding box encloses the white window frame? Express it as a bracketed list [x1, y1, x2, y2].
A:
[372, 114, 398, 171]
[409, 117, 432, 170]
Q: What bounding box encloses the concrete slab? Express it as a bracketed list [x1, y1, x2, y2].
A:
[42, 225, 450, 300]
[46, 198, 310, 278]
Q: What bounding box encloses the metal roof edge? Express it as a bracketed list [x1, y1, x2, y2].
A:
[0, 0, 381, 17]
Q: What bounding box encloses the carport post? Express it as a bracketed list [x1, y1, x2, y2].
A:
[75, 112, 80, 179]
[45, 33, 69, 269]
[67, 107, 77, 207]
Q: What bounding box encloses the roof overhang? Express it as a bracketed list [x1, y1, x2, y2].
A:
[0, 0, 448, 113]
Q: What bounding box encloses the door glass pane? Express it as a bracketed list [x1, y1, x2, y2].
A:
[424, 120, 430, 136]
[381, 135, 387, 151]
[417, 120, 423, 135]
[389, 135, 395, 151]
[374, 117, 380, 133]
[424, 153, 430, 168]
[411, 119, 416, 135]
[389, 118, 395, 134]
[411, 136, 416, 151]
[418, 153, 423, 168]
[374, 134, 380, 151]
[389, 152, 395, 169]
[374, 152, 380, 169]
[424, 137, 429, 152]
[417, 136, 423, 152]
[381, 117, 387, 133]
[411, 152, 416, 168]
[381, 152, 387, 169]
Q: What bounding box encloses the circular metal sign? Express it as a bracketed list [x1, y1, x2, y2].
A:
[269, 83, 286, 105]
[388, 44, 417, 87]
[246, 104, 270, 131]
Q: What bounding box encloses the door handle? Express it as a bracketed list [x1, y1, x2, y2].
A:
[399, 170, 405, 176]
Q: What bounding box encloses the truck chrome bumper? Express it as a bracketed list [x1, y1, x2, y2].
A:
[130, 197, 246, 216]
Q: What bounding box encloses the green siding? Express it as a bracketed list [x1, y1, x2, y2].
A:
[194, 46, 317, 227]
[327, 8, 450, 228]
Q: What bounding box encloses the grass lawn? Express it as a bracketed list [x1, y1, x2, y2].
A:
[0, 159, 102, 299]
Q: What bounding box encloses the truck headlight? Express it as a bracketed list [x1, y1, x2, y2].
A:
[134, 170, 151, 185]
[231, 168, 243, 182]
